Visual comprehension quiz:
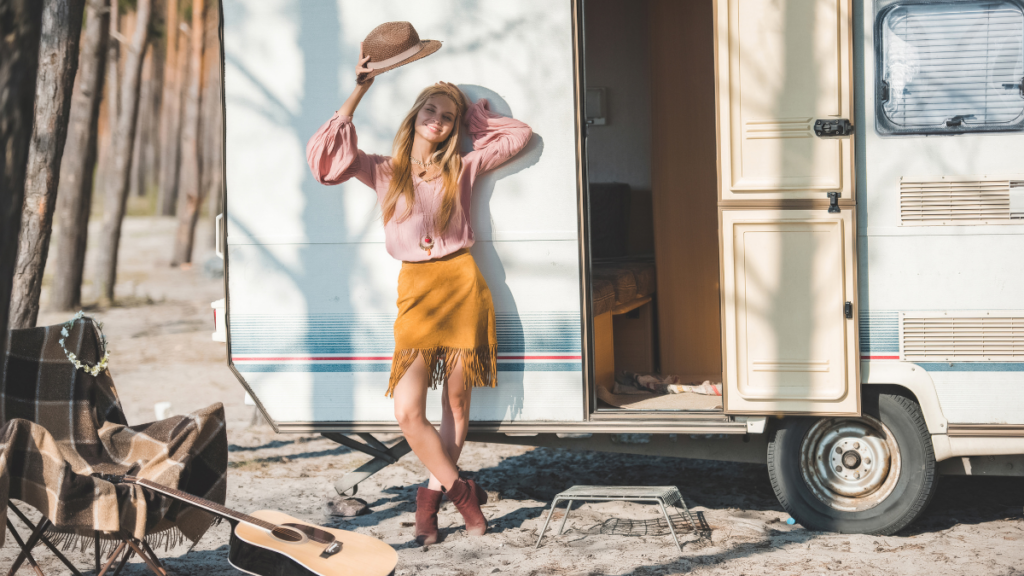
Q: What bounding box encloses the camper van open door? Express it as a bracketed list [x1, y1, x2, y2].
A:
[716, 0, 860, 415]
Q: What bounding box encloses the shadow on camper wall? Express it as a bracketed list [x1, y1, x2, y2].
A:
[463, 84, 546, 422]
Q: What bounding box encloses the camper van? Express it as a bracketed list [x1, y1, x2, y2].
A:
[219, 0, 1024, 535]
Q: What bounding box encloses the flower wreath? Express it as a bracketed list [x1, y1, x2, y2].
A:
[59, 311, 111, 377]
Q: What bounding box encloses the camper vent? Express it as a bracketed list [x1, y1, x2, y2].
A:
[901, 313, 1024, 361]
[899, 177, 1024, 225]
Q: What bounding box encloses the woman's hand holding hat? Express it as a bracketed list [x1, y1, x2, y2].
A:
[356, 42, 375, 87]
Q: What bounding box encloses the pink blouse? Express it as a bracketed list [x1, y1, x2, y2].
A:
[306, 99, 533, 262]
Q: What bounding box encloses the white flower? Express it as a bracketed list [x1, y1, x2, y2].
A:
[61, 327, 69, 337]
[59, 339, 64, 346]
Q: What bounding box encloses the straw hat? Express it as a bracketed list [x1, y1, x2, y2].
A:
[357, 21, 442, 84]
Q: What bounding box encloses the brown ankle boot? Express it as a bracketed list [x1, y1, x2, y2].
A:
[415, 487, 443, 546]
[457, 471, 488, 505]
[472, 478, 488, 505]
[445, 477, 487, 536]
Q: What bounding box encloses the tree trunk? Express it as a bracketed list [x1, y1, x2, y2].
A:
[49, 0, 109, 312]
[0, 0, 43, 356]
[94, 0, 119, 193]
[142, 6, 165, 199]
[202, 0, 223, 234]
[93, 0, 152, 305]
[171, 0, 205, 266]
[130, 45, 155, 198]
[8, 0, 85, 329]
[106, 0, 120, 124]
[156, 0, 182, 216]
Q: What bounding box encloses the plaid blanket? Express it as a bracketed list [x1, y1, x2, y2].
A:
[0, 317, 227, 548]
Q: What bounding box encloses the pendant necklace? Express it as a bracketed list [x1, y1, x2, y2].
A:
[417, 179, 441, 257]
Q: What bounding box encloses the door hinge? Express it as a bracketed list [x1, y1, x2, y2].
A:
[827, 192, 841, 213]
[814, 118, 854, 137]
[844, 302, 853, 319]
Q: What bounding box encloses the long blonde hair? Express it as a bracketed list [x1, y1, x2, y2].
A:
[381, 84, 467, 235]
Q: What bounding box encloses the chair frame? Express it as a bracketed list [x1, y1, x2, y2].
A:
[5, 501, 169, 576]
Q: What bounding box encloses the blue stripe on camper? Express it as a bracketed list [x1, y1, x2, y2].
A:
[230, 312, 582, 373]
[915, 362, 1024, 372]
[236, 362, 583, 373]
[859, 310, 899, 356]
[230, 312, 582, 354]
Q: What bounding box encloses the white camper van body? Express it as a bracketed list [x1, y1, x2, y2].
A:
[220, 0, 1024, 533]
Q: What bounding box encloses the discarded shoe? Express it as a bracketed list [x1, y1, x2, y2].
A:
[445, 477, 487, 536]
[415, 487, 443, 546]
[324, 497, 370, 517]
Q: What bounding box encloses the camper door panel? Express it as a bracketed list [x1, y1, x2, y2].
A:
[722, 210, 859, 414]
[222, 0, 584, 425]
[717, 0, 853, 201]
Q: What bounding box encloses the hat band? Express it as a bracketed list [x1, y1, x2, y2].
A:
[366, 42, 425, 70]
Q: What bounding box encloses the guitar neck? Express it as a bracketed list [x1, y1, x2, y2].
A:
[129, 477, 277, 532]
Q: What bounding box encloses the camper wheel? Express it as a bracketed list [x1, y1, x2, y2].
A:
[767, 391, 938, 535]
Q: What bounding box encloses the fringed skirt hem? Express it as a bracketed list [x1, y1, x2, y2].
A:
[385, 345, 498, 398]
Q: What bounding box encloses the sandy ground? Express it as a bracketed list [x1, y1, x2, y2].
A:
[4, 216, 1024, 575]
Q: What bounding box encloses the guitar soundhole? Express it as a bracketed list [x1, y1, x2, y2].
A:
[271, 527, 305, 543]
[284, 523, 336, 545]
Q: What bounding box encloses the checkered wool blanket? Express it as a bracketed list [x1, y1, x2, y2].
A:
[0, 317, 227, 549]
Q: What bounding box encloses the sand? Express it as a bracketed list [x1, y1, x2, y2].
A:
[4, 216, 1023, 575]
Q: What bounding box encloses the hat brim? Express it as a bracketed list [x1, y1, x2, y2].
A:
[357, 40, 442, 84]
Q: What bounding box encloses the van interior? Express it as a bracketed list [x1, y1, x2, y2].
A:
[583, 0, 723, 413]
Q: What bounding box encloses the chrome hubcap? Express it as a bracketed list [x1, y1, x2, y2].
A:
[800, 415, 901, 512]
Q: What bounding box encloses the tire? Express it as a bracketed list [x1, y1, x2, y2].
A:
[767, 389, 938, 535]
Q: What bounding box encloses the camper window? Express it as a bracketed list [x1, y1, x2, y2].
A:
[875, 0, 1024, 135]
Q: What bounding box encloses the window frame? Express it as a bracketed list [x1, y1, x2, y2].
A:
[874, 0, 1024, 136]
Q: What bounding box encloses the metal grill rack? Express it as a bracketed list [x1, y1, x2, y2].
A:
[535, 485, 698, 551]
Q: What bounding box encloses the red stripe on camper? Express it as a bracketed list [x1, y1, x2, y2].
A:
[232, 354, 583, 362]
[499, 355, 582, 360]
[861, 355, 900, 360]
[233, 356, 394, 361]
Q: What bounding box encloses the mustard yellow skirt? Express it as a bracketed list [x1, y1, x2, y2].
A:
[387, 249, 498, 397]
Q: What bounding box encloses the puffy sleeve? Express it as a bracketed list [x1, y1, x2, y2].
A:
[306, 113, 388, 189]
[462, 98, 533, 175]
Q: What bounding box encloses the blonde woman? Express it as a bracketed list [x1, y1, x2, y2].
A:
[306, 46, 532, 545]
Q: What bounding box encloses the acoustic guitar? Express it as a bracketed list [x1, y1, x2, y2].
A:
[108, 475, 398, 576]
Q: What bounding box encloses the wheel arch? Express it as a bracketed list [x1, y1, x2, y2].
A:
[860, 361, 948, 435]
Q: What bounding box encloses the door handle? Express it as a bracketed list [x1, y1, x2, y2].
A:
[215, 213, 224, 259]
[814, 118, 853, 137]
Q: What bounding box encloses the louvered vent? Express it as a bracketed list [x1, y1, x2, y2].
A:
[900, 176, 1024, 225]
[901, 313, 1024, 361]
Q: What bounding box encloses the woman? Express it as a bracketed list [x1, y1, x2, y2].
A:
[306, 45, 532, 545]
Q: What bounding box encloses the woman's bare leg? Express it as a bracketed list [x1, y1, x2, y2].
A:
[428, 358, 472, 491]
[393, 354, 459, 490]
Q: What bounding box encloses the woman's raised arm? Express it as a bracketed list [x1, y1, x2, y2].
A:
[305, 44, 386, 187]
[462, 98, 533, 175]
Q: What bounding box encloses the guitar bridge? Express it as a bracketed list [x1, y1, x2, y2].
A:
[320, 541, 343, 558]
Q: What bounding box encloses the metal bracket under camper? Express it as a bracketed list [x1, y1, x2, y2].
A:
[322, 433, 411, 496]
[828, 191, 841, 213]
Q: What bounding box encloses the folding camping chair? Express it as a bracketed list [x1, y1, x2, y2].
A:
[5, 504, 167, 576]
[2, 317, 227, 575]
